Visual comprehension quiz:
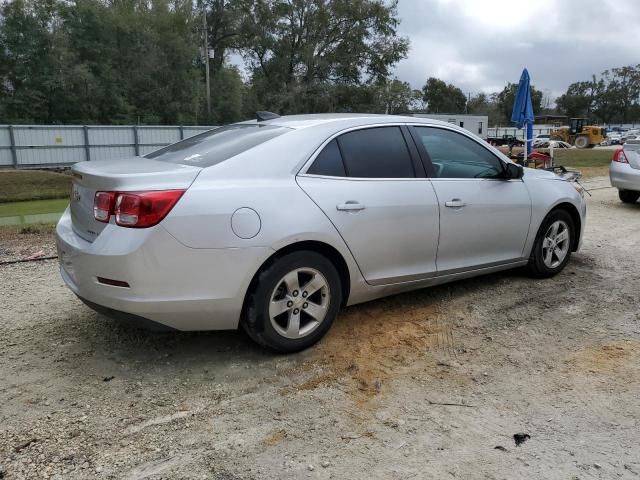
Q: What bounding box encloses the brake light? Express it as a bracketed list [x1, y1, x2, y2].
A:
[613, 148, 628, 163]
[93, 190, 184, 228]
[94, 191, 116, 222]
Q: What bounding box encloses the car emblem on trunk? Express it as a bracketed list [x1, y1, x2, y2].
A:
[72, 185, 81, 202]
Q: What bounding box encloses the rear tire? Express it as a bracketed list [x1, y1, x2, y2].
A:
[241, 251, 342, 353]
[619, 190, 640, 204]
[526, 209, 575, 278]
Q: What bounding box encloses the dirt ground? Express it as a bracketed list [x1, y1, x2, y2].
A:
[1, 178, 639, 480]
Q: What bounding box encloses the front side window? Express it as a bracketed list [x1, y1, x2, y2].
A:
[146, 124, 290, 167]
[337, 127, 415, 178]
[414, 126, 504, 179]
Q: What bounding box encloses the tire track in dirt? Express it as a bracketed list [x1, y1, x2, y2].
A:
[289, 297, 463, 407]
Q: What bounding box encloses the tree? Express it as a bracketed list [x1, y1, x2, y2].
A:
[210, 65, 244, 123]
[379, 78, 418, 114]
[555, 66, 640, 124]
[421, 77, 466, 113]
[238, 0, 409, 114]
[466, 92, 489, 114]
[555, 80, 597, 120]
[0, 0, 65, 123]
[494, 82, 543, 125]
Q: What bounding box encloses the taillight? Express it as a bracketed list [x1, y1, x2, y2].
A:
[94, 191, 116, 223]
[93, 190, 184, 228]
[114, 190, 185, 228]
[613, 148, 628, 163]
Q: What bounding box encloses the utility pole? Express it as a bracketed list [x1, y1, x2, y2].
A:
[202, 2, 211, 119]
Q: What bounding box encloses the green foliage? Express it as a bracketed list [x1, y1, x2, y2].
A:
[555, 66, 640, 124]
[0, 0, 409, 124]
[379, 78, 419, 114]
[421, 77, 467, 114]
[493, 82, 543, 125]
[238, 0, 409, 114]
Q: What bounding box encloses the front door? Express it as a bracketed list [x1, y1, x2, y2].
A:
[298, 126, 440, 285]
[411, 126, 532, 272]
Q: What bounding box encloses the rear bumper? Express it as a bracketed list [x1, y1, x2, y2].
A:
[56, 208, 273, 331]
[610, 162, 640, 191]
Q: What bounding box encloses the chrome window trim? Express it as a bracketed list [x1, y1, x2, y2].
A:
[409, 123, 514, 180]
[297, 122, 416, 179]
[297, 122, 514, 181]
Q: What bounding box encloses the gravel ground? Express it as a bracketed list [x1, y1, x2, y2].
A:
[1, 179, 639, 480]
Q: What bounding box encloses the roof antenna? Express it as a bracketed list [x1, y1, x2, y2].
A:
[256, 111, 280, 122]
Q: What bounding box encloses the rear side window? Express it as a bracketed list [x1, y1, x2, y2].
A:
[307, 139, 346, 177]
[337, 127, 415, 178]
[145, 124, 289, 167]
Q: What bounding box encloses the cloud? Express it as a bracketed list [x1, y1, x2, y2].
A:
[393, 0, 640, 98]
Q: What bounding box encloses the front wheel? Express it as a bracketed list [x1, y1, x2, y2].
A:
[241, 251, 342, 353]
[619, 190, 640, 204]
[526, 210, 575, 278]
[574, 135, 589, 148]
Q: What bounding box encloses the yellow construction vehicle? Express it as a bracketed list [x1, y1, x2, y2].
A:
[550, 118, 605, 148]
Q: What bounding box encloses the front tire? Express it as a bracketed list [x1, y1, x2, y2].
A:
[241, 251, 342, 353]
[526, 210, 575, 278]
[619, 190, 640, 204]
[574, 135, 589, 149]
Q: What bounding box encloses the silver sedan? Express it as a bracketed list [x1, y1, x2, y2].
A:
[56, 114, 587, 352]
[610, 141, 640, 204]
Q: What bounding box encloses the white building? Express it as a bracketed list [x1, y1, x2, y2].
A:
[410, 113, 489, 139]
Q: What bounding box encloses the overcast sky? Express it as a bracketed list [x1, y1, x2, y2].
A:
[394, 0, 640, 99]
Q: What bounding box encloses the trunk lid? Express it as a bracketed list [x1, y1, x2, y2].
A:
[623, 140, 640, 170]
[70, 157, 201, 242]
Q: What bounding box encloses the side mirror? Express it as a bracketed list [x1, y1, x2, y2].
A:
[503, 162, 524, 180]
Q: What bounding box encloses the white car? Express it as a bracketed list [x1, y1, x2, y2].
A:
[56, 113, 587, 352]
[610, 141, 640, 203]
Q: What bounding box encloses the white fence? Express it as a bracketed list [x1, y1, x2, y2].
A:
[0, 125, 217, 168]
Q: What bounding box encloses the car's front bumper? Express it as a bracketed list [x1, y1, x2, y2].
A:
[610, 161, 640, 191]
[55, 208, 273, 331]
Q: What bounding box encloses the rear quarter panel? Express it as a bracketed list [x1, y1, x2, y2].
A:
[161, 173, 369, 304]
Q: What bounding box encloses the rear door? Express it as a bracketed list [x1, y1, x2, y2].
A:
[297, 126, 440, 285]
[410, 125, 531, 272]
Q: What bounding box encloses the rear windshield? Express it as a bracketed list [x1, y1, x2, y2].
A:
[145, 124, 290, 167]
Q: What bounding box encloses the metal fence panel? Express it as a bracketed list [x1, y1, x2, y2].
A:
[0, 149, 13, 166]
[0, 126, 10, 147]
[139, 145, 161, 156]
[183, 127, 216, 138]
[89, 146, 137, 161]
[17, 146, 86, 166]
[88, 127, 135, 145]
[138, 126, 181, 146]
[14, 126, 85, 146]
[0, 124, 216, 168]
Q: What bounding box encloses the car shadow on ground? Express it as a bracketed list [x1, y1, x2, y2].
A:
[44, 254, 595, 391]
[64, 267, 541, 371]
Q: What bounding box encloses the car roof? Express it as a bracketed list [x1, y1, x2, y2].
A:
[238, 113, 453, 130]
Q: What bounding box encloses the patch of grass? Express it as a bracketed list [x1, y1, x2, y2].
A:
[0, 170, 72, 203]
[0, 222, 56, 238]
[19, 224, 55, 234]
[551, 149, 613, 168]
[0, 198, 68, 217]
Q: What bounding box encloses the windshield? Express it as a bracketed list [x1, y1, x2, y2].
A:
[145, 124, 290, 167]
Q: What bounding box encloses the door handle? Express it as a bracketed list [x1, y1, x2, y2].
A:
[445, 199, 466, 208]
[336, 201, 365, 212]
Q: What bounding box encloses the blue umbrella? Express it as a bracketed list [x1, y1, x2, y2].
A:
[511, 68, 535, 162]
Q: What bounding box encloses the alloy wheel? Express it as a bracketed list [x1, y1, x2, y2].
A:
[268, 268, 330, 339]
[542, 220, 570, 269]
